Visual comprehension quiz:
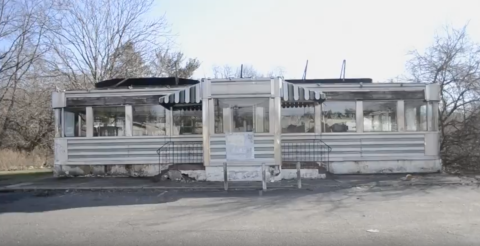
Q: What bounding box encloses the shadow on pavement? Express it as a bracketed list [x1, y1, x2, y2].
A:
[0, 173, 468, 215]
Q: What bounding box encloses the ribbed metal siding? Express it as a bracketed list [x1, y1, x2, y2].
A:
[209, 134, 275, 165]
[282, 133, 426, 161]
[66, 136, 203, 164]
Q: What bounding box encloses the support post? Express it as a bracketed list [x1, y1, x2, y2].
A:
[223, 162, 228, 191]
[61, 108, 65, 137]
[262, 163, 267, 191]
[86, 106, 94, 137]
[315, 102, 322, 133]
[356, 101, 363, 133]
[125, 105, 133, 136]
[396, 100, 405, 132]
[296, 162, 302, 189]
[54, 109, 61, 138]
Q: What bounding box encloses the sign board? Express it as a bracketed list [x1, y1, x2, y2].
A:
[226, 132, 254, 161]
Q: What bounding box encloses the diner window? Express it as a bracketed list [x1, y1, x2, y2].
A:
[133, 105, 166, 136]
[405, 100, 427, 131]
[173, 108, 202, 135]
[321, 101, 356, 133]
[363, 101, 397, 132]
[64, 108, 86, 137]
[281, 103, 315, 133]
[93, 107, 125, 137]
[214, 98, 270, 133]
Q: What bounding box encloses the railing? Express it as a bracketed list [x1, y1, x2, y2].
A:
[156, 141, 204, 165]
[281, 138, 332, 168]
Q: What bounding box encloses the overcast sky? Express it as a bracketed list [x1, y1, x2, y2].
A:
[152, 0, 480, 81]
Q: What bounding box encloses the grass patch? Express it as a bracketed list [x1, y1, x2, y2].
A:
[0, 169, 52, 186]
[0, 149, 52, 171]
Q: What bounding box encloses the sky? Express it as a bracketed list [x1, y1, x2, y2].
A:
[151, 0, 480, 82]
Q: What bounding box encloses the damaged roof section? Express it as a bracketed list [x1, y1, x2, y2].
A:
[286, 78, 373, 84]
[94, 77, 200, 89]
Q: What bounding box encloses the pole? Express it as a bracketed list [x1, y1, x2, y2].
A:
[296, 162, 302, 189]
[262, 163, 267, 191]
[223, 162, 228, 191]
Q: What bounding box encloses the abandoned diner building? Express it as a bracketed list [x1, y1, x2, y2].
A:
[51, 77, 441, 181]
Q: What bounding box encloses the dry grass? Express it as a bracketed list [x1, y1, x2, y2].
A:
[0, 149, 52, 171]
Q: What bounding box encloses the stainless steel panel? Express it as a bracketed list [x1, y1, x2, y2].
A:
[65, 136, 203, 165]
[209, 134, 276, 166]
[281, 133, 427, 162]
[425, 83, 440, 101]
[51, 91, 66, 108]
[211, 81, 271, 96]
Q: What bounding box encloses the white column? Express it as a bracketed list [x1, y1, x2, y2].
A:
[202, 80, 212, 167]
[356, 101, 363, 133]
[314, 103, 322, 133]
[61, 108, 65, 137]
[77, 114, 82, 137]
[125, 105, 133, 137]
[166, 109, 173, 136]
[273, 78, 282, 166]
[54, 109, 61, 138]
[430, 102, 439, 131]
[255, 106, 265, 133]
[397, 100, 405, 132]
[86, 107, 94, 137]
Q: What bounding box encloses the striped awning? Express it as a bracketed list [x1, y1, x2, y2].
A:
[281, 81, 325, 102]
[159, 83, 202, 104]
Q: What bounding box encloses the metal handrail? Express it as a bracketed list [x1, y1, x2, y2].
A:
[156, 141, 173, 155]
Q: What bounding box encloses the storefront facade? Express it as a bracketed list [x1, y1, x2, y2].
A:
[51, 77, 441, 180]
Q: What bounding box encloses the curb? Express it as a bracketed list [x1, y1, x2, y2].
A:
[0, 185, 300, 192]
[0, 181, 477, 192]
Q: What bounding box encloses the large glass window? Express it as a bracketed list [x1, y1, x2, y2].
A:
[214, 98, 269, 133]
[93, 107, 125, 137]
[281, 103, 315, 133]
[133, 105, 166, 136]
[64, 108, 86, 137]
[363, 101, 397, 132]
[405, 100, 427, 131]
[173, 109, 202, 135]
[321, 101, 356, 133]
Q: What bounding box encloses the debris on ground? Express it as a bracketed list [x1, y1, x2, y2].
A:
[401, 174, 413, 181]
[366, 229, 379, 233]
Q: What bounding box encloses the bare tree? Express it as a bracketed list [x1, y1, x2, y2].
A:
[150, 49, 200, 79]
[110, 40, 151, 78]
[0, 0, 49, 148]
[406, 25, 480, 172]
[45, 0, 169, 89]
[212, 64, 265, 79]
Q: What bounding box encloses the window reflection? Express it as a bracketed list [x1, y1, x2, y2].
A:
[133, 105, 166, 136]
[405, 100, 427, 131]
[281, 103, 315, 133]
[214, 98, 269, 133]
[64, 108, 86, 137]
[173, 109, 202, 135]
[93, 107, 125, 137]
[322, 101, 356, 132]
[363, 101, 397, 132]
